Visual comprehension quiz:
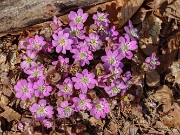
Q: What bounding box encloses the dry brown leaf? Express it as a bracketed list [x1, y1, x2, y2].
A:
[120, 121, 138, 135]
[161, 103, 180, 127]
[117, 0, 144, 28]
[156, 31, 180, 74]
[89, 117, 104, 127]
[170, 61, 180, 84]
[151, 85, 173, 112]
[139, 15, 162, 56]
[0, 95, 21, 122]
[165, 0, 180, 22]
[104, 121, 118, 135]
[146, 70, 160, 87]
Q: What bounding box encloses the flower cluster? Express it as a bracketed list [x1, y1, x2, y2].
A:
[14, 8, 159, 129]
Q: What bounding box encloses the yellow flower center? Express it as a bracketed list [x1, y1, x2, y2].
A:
[75, 16, 83, 23]
[96, 104, 102, 111]
[79, 52, 86, 59]
[59, 38, 66, 46]
[81, 77, 88, 84]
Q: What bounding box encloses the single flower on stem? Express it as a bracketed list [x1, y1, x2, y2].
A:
[20, 50, 37, 70]
[124, 20, 139, 40]
[145, 53, 160, 70]
[72, 94, 92, 111]
[30, 99, 54, 121]
[85, 33, 102, 52]
[93, 12, 110, 27]
[101, 49, 123, 71]
[14, 79, 34, 101]
[118, 34, 138, 59]
[68, 8, 88, 29]
[57, 78, 73, 97]
[72, 46, 93, 67]
[57, 101, 74, 118]
[90, 98, 110, 119]
[27, 35, 46, 51]
[52, 30, 73, 54]
[33, 79, 52, 98]
[72, 69, 97, 93]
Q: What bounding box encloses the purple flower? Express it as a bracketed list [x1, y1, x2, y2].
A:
[72, 69, 97, 93]
[85, 33, 102, 52]
[25, 64, 45, 81]
[90, 98, 110, 119]
[72, 46, 93, 66]
[52, 55, 69, 66]
[33, 79, 52, 98]
[14, 79, 34, 101]
[118, 34, 138, 59]
[145, 53, 160, 70]
[68, 9, 88, 29]
[93, 12, 110, 27]
[57, 78, 73, 97]
[101, 49, 123, 70]
[121, 71, 131, 83]
[18, 122, 31, 134]
[52, 30, 73, 54]
[109, 66, 123, 80]
[64, 25, 85, 44]
[30, 99, 54, 121]
[124, 20, 139, 40]
[72, 94, 92, 111]
[43, 119, 53, 129]
[27, 35, 46, 51]
[19, 37, 30, 50]
[20, 50, 37, 70]
[57, 101, 74, 118]
[104, 81, 127, 97]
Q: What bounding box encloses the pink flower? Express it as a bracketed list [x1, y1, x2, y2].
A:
[20, 50, 37, 70]
[57, 101, 74, 118]
[64, 25, 85, 44]
[57, 78, 73, 97]
[90, 98, 110, 119]
[52, 55, 69, 66]
[104, 81, 127, 97]
[93, 12, 109, 27]
[52, 30, 73, 54]
[14, 79, 34, 101]
[30, 99, 54, 121]
[25, 64, 45, 81]
[118, 34, 138, 59]
[72, 46, 93, 66]
[72, 69, 97, 93]
[43, 119, 53, 129]
[124, 20, 139, 40]
[145, 53, 160, 70]
[72, 94, 92, 111]
[101, 49, 123, 71]
[68, 9, 88, 29]
[33, 79, 52, 98]
[85, 33, 102, 52]
[27, 35, 46, 51]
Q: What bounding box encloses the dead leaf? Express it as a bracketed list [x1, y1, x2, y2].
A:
[0, 95, 21, 122]
[161, 103, 180, 127]
[117, 0, 144, 28]
[165, 0, 180, 22]
[146, 70, 160, 87]
[105, 121, 118, 135]
[139, 15, 162, 56]
[156, 31, 180, 74]
[151, 85, 173, 112]
[89, 117, 104, 127]
[170, 61, 180, 84]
